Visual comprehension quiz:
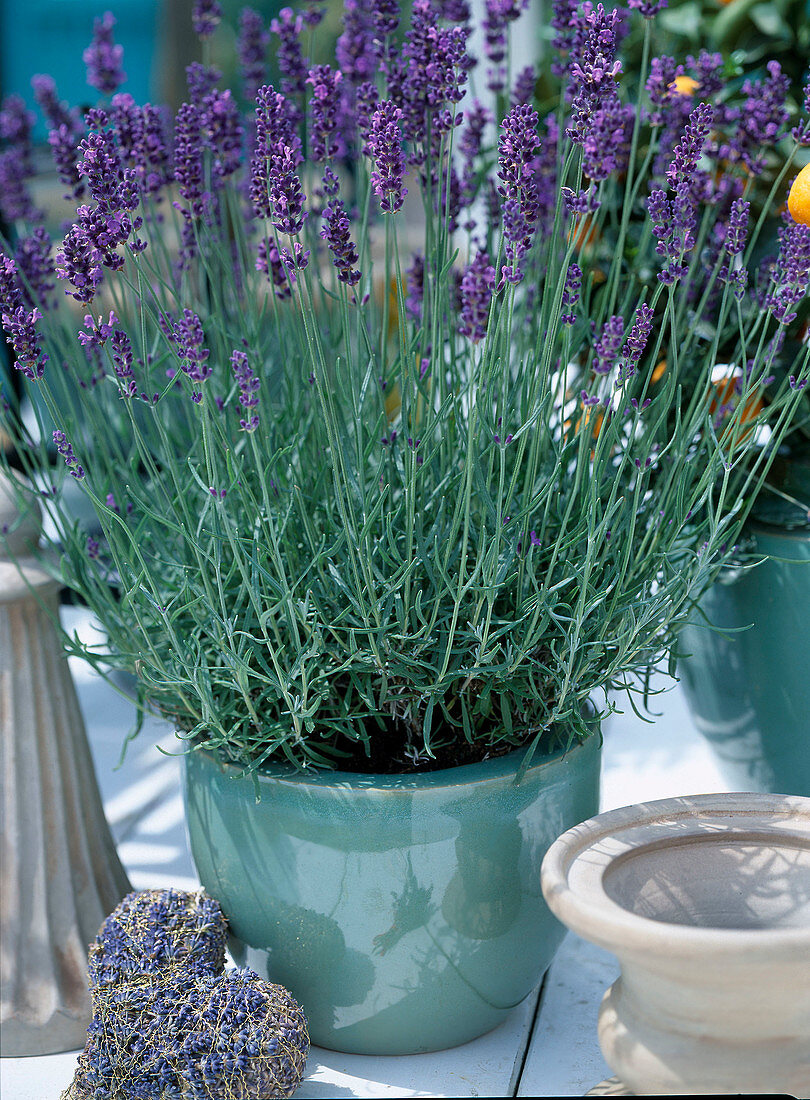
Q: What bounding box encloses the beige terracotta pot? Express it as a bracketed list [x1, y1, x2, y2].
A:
[541, 794, 810, 1096]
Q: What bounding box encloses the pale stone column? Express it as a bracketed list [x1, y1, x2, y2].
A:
[0, 474, 130, 1056]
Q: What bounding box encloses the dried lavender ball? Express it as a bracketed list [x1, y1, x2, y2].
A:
[175, 968, 310, 1099]
[88, 888, 228, 990]
[64, 969, 310, 1100]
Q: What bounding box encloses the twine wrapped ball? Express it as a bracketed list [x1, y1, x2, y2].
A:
[88, 888, 228, 989]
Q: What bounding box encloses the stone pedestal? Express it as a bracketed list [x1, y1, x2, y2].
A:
[0, 474, 131, 1056]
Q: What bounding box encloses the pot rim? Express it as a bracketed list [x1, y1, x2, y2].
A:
[541, 792, 810, 959]
[183, 727, 600, 793]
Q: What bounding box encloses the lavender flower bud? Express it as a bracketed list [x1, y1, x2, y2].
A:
[561, 263, 582, 325]
[173, 309, 211, 382]
[459, 251, 496, 342]
[307, 65, 343, 162]
[256, 240, 293, 298]
[238, 9, 269, 105]
[767, 222, 810, 326]
[53, 430, 84, 478]
[321, 195, 362, 286]
[14, 228, 56, 311]
[1, 305, 48, 379]
[83, 12, 127, 96]
[174, 102, 207, 219]
[270, 7, 308, 102]
[109, 329, 137, 398]
[192, 0, 223, 37]
[231, 350, 260, 431]
[619, 303, 654, 380]
[266, 142, 307, 235]
[592, 315, 624, 375]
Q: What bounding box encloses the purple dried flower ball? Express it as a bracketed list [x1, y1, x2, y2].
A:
[175, 969, 310, 1099]
[88, 888, 228, 990]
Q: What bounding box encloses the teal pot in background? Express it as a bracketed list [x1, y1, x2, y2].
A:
[678, 512, 810, 796]
[183, 733, 601, 1055]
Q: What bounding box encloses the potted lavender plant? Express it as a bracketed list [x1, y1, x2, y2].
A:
[1, 0, 809, 1055]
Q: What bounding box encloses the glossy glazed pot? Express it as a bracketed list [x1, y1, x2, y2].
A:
[678, 517, 810, 795]
[541, 794, 810, 1096]
[183, 733, 600, 1054]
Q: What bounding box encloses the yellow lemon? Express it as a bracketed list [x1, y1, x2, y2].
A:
[672, 75, 699, 97]
[787, 163, 810, 227]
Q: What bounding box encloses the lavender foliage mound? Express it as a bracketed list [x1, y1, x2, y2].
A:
[1, 1, 809, 776]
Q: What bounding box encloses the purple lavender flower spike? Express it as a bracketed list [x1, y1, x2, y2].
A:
[265, 142, 307, 234]
[645, 56, 681, 129]
[567, 3, 623, 161]
[792, 80, 810, 146]
[592, 315, 624, 375]
[561, 263, 582, 325]
[231, 350, 260, 431]
[459, 100, 491, 205]
[666, 101, 714, 189]
[728, 61, 790, 176]
[336, 0, 376, 89]
[436, 0, 470, 19]
[366, 101, 408, 213]
[718, 198, 750, 300]
[192, 0, 223, 37]
[271, 7, 308, 102]
[14, 228, 56, 311]
[186, 62, 222, 105]
[321, 188, 362, 286]
[0, 95, 40, 223]
[459, 251, 496, 342]
[512, 66, 536, 108]
[55, 222, 105, 304]
[256, 239, 293, 298]
[173, 309, 211, 382]
[581, 94, 634, 182]
[31, 75, 78, 132]
[619, 303, 655, 380]
[498, 103, 540, 281]
[308, 66, 343, 162]
[238, 9, 270, 105]
[0, 256, 23, 316]
[47, 125, 85, 201]
[628, 0, 667, 16]
[767, 223, 810, 326]
[53, 431, 85, 479]
[201, 89, 243, 182]
[1, 305, 49, 379]
[405, 254, 424, 321]
[250, 85, 300, 219]
[83, 12, 127, 96]
[174, 102, 207, 219]
[482, 0, 527, 94]
[372, 0, 400, 48]
[111, 328, 137, 397]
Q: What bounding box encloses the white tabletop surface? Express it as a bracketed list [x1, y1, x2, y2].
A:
[1, 607, 731, 1099]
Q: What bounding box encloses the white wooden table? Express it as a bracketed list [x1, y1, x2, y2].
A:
[1, 608, 731, 1099]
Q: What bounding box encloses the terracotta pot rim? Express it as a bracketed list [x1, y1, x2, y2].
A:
[541, 792, 810, 957]
[184, 729, 599, 792]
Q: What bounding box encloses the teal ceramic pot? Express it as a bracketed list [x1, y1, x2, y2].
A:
[678, 519, 810, 795]
[182, 733, 601, 1055]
